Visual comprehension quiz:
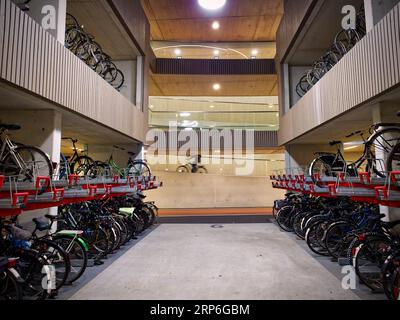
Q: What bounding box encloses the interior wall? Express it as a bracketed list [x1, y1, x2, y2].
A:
[145, 172, 285, 209]
[113, 60, 137, 104]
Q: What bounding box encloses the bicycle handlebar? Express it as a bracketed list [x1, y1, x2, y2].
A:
[345, 130, 362, 138]
[62, 137, 78, 144]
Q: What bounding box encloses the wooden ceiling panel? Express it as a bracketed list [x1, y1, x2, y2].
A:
[141, 0, 284, 42]
[150, 74, 278, 96]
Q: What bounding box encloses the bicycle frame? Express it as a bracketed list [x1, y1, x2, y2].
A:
[0, 131, 28, 174]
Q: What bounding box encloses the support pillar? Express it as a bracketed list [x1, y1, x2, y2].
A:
[371, 103, 400, 221]
[0, 110, 62, 226]
[364, 0, 400, 32]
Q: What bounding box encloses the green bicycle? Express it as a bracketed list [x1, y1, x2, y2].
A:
[94, 146, 151, 178]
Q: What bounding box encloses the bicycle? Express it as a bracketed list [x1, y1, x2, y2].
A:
[309, 119, 400, 185]
[177, 155, 208, 173]
[94, 146, 151, 178]
[60, 137, 96, 178]
[0, 256, 23, 300]
[0, 124, 53, 194]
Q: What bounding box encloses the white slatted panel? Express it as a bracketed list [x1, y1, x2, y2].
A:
[0, 0, 147, 142]
[279, 2, 400, 145]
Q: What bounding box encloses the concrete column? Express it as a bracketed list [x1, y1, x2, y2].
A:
[371, 103, 400, 221]
[284, 144, 337, 174]
[364, 0, 400, 32]
[0, 109, 62, 224]
[24, 0, 67, 43]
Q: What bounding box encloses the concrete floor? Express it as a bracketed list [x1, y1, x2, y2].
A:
[67, 223, 365, 300]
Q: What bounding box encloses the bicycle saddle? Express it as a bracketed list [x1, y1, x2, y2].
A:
[137, 192, 146, 199]
[33, 217, 51, 231]
[382, 220, 400, 230]
[0, 124, 21, 131]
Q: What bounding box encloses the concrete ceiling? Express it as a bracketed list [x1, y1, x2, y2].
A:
[0, 82, 139, 147]
[141, 0, 283, 42]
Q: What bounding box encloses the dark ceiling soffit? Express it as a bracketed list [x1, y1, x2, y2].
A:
[154, 59, 276, 75]
[106, 0, 148, 56]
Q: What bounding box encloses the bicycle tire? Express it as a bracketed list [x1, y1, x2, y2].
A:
[0, 269, 23, 300]
[31, 239, 70, 291]
[354, 238, 392, 291]
[1, 146, 53, 194]
[52, 235, 88, 285]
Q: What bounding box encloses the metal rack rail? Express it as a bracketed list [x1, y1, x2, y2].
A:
[270, 170, 400, 208]
[0, 173, 163, 217]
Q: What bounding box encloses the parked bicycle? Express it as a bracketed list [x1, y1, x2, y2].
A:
[296, 5, 366, 97]
[59, 137, 96, 178]
[64, 14, 125, 91]
[94, 146, 152, 178]
[309, 119, 400, 184]
[0, 124, 53, 193]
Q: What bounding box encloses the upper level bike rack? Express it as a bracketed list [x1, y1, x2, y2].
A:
[0, 172, 162, 217]
[270, 170, 400, 208]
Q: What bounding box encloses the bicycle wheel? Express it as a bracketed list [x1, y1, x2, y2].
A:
[276, 206, 295, 232]
[31, 239, 70, 291]
[177, 166, 189, 173]
[85, 226, 110, 255]
[354, 238, 392, 291]
[196, 166, 208, 174]
[128, 161, 151, 177]
[14, 249, 50, 300]
[1, 146, 53, 193]
[309, 156, 336, 187]
[367, 128, 400, 175]
[324, 221, 353, 258]
[382, 254, 400, 300]
[110, 69, 125, 90]
[305, 221, 330, 256]
[387, 143, 400, 172]
[72, 156, 96, 176]
[293, 211, 309, 239]
[0, 269, 23, 300]
[52, 236, 88, 285]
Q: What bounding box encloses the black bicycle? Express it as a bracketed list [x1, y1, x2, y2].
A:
[309, 120, 400, 184]
[60, 137, 96, 178]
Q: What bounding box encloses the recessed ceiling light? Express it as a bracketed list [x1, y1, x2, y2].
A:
[198, 0, 226, 10]
[180, 112, 191, 117]
[251, 49, 258, 55]
[214, 50, 220, 55]
[174, 48, 182, 55]
[149, 105, 154, 109]
[212, 21, 220, 30]
[268, 104, 273, 108]
[210, 105, 215, 108]
[213, 83, 221, 90]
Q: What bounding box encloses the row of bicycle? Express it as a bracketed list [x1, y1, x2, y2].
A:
[0, 193, 158, 300]
[273, 193, 400, 300]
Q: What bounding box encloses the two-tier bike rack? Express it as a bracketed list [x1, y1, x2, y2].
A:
[0, 173, 163, 217]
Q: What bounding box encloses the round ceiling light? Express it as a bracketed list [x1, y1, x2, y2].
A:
[198, 0, 227, 10]
[212, 21, 220, 30]
[213, 83, 221, 91]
